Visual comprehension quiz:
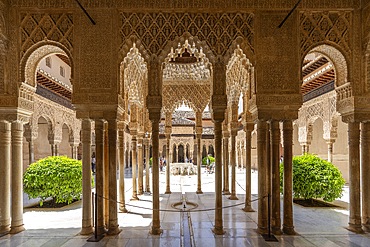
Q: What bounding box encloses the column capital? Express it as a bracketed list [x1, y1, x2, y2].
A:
[243, 122, 254, 132]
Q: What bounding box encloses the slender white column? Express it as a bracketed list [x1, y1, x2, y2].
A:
[138, 136, 144, 195]
[131, 134, 139, 200]
[243, 123, 254, 212]
[257, 120, 268, 234]
[0, 121, 11, 234]
[229, 124, 238, 200]
[282, 120, 296, 235]
[326, 140, 334, 163]
[196, 132, 202, 193]
[270, 120, 282, 234]
[361, 122, 370, 232]
[119, 125, 127, 212]
[347, 122, 363, 233]
[223, 132, 230, 195]
[165, 134, 171, 194]
[95, 119, 105, 235]
[28, 138, 35, 164]
[107, 119, 119, 235]
[10, 121, 25, 234]
[80, 119, 93, 235]
[145, 139, 151, 193]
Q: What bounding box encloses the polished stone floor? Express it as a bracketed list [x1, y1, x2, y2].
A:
[1, 167, 370, 247]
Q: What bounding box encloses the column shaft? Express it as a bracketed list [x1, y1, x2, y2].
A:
[270, 120, 282, 234]
[107, 120, 119, 234]
[138, 138, 144, 195]
[223, 136, 230, 195]
[95, 120, 105, 234]
[145, 142, 151, 193]
[243, 124, 254, 212]
[229, 131, 238, 200]
[213, 121, 224, 234]
[131, 136, 139, 200]
[196, 135, 203, 194]
[80, 120, 93, 235]
[361, 122, 370, 232]
[119, 127, 127, 212]
[10, 121, 25, 234]
[348, 122, 363, 232]
[257, 120, 268, 233]
[150, 121, 161, 235]
[282, 120, 296, 235]
[0, 121, 11, 234]
[103, 123, 109, 227]
[28, 138, 35, 164]
[165, 137, 171, 194]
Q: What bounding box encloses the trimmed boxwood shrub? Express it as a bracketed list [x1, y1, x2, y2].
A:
[202, 155, 215, 166]
[23, 156, 92, 206]
[280, 153, 345, 202]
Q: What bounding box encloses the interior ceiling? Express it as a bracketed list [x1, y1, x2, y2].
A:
[301, 56, 335, 95]
[36, 72, 72, 100]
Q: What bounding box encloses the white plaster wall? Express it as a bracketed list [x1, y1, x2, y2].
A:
[39, 54, 71, 88]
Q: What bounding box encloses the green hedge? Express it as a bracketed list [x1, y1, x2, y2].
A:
[280, 153, 345, 202]
[23, 156, 93, 206]
[202, 156, 215, 166]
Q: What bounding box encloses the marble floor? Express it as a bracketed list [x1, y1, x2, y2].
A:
[1, 167, 370, 247]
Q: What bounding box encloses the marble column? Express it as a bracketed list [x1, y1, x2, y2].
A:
[138, 135, 144, 195]
[103, 123, 109, 227]
[243, 123, 254, 212]
[195, 111, 203, 194]
[118, 124, 127, 213]
[361, 122, 370, 232]
[326, 140, 334, 163]
[150, 114, 162, 235]
[95, 119, 105, 235]
[270, 120, 282, 234]
[213, 120, 225, 235]
[347, 122, 363, 233]
[107, 119, 119, 235]
[0, 121, 11, 234]
[282, 120, 296, 235]
[145, 139, 151, 193]
[223, 132, 230, 195]
[165, 133, 171, 194]
[229, 123, 238, 200]
[27, 137, 35, 165]
[80, 119, 93, 235]
[257, 120, 268, 234]
[10, 121, 25, 234]
[131, 134, 139, 200]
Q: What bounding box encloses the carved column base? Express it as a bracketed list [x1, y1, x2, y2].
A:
[119, 206, 128, 213]
[165, 190, 172, 194]
[0, 226, 10, 235]
[363, 224, 370, 232]
[212, 226, 225, 235]
[196, 190, 203, 194]
[150, 227, 162, 235]
[9, 225, 25, 234]
[80, 226, 93, 235]
[346, 223, 364, 234]
[223, 190, 231, 195]
[282, 225, 297, 235]
[107, 225, 121, 235]
[272, 227, 283, 235]
[130, 195, 139, 201]
[228, 195, 238, 200]
[242, 206, 255, 212]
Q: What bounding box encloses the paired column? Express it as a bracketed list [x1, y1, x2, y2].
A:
[243, 123, 254, 212]
[213, 120, 225, 235]
[270, 120, 282, 234]
[222, 131, 230, 195]
[10, 121, 25, 234]
[80, 120, 93, 235]
[118, 123, 127, 212]
[165, 133, 171, 194]
[257, 120, 268, 233]
[95, 120, 105, 235]
[138, 135, 144, 195]
[282, 120, 296, 235]
[361, 122, 370, 232]
[131, 133, 139, 200]
[0, 121, 11, 234]
[149, 112, 162, 235]
[145, 138, 151, 193]
[107, 120, 119, 234]
[196, 111, 203, 194]
[347, 122, 363, 233]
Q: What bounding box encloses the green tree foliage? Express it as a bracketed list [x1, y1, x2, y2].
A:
[280, 153, 345, 202]
[202, 155, 215, 166]
[23, 156, 92, 206]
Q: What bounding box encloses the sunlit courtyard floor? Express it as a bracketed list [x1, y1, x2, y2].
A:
[1, 167, 370, 247]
